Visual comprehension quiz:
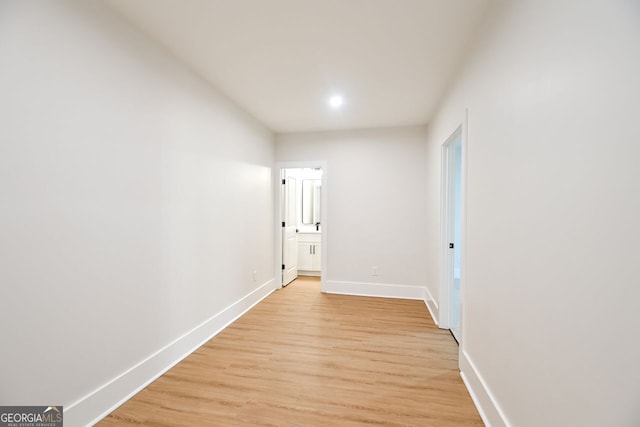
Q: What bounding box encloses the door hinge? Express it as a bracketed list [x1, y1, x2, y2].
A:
[282, 221, 286, 227]
[282, 178, 286, 185]
[282, 264, 285, 270]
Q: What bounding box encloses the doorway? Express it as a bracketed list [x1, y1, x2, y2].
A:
[441, 126, 463, 342]
[276, 163, 326, 288]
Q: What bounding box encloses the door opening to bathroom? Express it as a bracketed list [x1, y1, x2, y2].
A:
[279, 166, 324, 287]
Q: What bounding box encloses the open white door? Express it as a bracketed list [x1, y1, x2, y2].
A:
[449, 136, 462, 340]
[441, 127, 463, 341]
[282, 172, 298, 286]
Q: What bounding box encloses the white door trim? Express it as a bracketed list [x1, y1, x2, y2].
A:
[275, 161, 328, 289]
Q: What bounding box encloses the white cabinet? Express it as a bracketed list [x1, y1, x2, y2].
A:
[298, 242, 321, 271]
[297, 233, 321, 275]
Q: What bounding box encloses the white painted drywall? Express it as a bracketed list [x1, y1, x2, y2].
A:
[277, 126, 429, 289]
[425, 1, 640, 425]
[0, 0, 274, 419]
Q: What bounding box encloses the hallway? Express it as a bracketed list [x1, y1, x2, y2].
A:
[100, 277, 482, 426]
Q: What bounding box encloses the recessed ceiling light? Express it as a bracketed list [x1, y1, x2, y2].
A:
[328, 95, 344, 108]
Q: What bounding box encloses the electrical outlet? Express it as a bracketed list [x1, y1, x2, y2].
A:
[252, 270, 257, 282]
[372, 265, 379, 276]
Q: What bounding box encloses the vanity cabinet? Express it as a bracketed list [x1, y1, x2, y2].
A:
[297, 233, 321, 274]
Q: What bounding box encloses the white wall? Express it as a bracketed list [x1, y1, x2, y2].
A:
[277, 126, 429, 297]
[425, 1, 640, 426]
[0, 1, 274, 424]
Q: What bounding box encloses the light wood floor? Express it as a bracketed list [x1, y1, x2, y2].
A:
[99, 277, 483, 426]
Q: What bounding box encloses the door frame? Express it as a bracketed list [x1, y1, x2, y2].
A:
[439, 110, 468, 347]
[275, 160, 328, 289]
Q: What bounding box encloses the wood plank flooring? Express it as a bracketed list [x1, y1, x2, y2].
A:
[99, 277, 483, 426]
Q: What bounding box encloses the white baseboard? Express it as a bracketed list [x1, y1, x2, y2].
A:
[298, 270, 321, 277]
[323, 280, 425, 300]
[64, 279, 276, 427]
[459, 350, 510, 427]
[423, 285, 439, 326]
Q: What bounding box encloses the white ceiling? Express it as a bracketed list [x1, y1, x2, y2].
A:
[105, 0, 491, 134]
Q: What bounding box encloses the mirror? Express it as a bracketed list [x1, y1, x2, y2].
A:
[302, 179, 321, 226]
